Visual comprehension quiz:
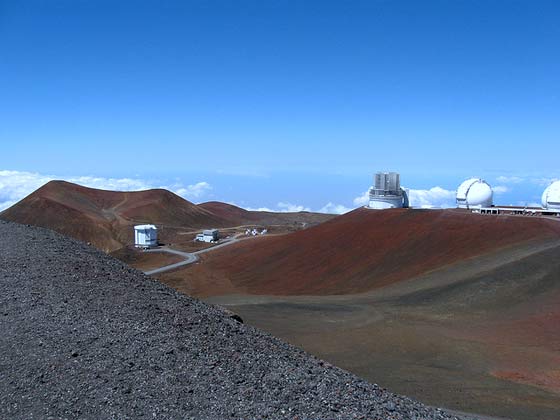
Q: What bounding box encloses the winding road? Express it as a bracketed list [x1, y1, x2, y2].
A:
[143, 237, 241, 275]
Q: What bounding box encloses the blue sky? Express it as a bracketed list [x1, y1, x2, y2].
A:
[1, 0, 559, 212]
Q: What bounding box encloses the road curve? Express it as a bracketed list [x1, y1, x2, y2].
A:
[143, 238, 241, 275]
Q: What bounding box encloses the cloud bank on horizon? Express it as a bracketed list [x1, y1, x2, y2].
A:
[352, 187, 457, 210]
[0, 169, 553, 215]
[0, 170, 212, 212]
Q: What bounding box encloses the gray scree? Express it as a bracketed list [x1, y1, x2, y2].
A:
[0, 220, 464, 420]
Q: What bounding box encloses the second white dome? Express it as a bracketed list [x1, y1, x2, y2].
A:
[542, 180, 560, 210]
[456, 178, 493, 208]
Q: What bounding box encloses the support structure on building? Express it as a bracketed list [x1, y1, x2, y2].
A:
[368, 172, 409, 209]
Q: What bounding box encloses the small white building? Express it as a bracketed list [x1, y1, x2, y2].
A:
[134, 225, 158, 248]
[195, 229, 220, 243]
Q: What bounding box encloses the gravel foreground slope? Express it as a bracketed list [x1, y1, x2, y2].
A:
[0, 221, 463, 420]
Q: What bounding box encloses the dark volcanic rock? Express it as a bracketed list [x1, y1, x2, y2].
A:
[0, 220, 462, 419]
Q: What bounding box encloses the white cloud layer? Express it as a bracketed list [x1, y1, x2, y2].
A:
[244, 201, 351, 214]
[496, 176, 524, 184]
[492, 185, 509, 194]
[495, 175, 559, 187]
[353, 186, 457, 209]
[0, 170, 212, 211]
[532, 177, 559, 187]
[277, 202, 311, 212]
[6, 169, 531, 216]
[353, 191, 370, 207]
[407, 187, 456, 208]
[175, 182, 212, 198]
[0, 170, 54, 211]
[273, 185, 461, 215]
[318, 202, 353, 214]
[244, 202, 311, 213]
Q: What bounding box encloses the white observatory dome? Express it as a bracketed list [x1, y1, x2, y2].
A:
[541, 180, 560, 210]
[456, 178, 493, 208]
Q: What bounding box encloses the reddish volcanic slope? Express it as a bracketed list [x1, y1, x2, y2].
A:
[198, 202, 260, 224]
[198, 201, 334, 227]
[203, 208, 560, 295]
[0, 182, 334, 253]
[0, 181, 225, 252]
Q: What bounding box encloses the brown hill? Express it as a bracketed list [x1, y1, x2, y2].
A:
[0, 180, 226, 252]
[190, 207, 560, 295]
[155, 207, 560, 419]
[0, 181, 334, 253]
[198, 201, 259, 223]
[198, 201, 335, 226]
[198, 239, 560, 420]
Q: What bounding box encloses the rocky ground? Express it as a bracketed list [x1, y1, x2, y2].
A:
[0, 220, 467, 419]
[204, 240, 560, 420]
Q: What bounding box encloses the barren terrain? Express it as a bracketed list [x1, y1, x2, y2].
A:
[201, 240, 560, 420]
[157, 208, 560, 296]
[111, 247, 185, 272]
[5, 182, 560, 419]
[0, 220, 466, 419]
[0, 181, 333, 253]
[155, 209, 560, 419]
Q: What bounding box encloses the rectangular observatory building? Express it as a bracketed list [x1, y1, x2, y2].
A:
[134, 225, 158, 248]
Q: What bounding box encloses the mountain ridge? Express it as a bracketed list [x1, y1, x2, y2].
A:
[0, 180, 334, 252]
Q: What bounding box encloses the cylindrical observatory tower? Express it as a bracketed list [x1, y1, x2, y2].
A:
[368, 172, 408, 209]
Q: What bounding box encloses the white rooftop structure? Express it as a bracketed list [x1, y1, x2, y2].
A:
[542, 180, 560, 210]
[456, 178, 493, 209]
[134, 224, 158, 248]
[195, 229, 220, 243]
[368, 172, 409, 209]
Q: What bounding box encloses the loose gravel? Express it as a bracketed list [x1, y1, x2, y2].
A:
[0, 220, 465, 419]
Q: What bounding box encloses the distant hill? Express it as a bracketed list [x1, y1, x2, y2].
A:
[0, 181, 226, 252]
[0, 181, 334, 252]
[191, 216, 560, 419]
[198, 201, 334, 226]
[190, 207, 560, 295]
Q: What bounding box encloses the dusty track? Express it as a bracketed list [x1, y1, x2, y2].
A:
[143, 237, 243, 275]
